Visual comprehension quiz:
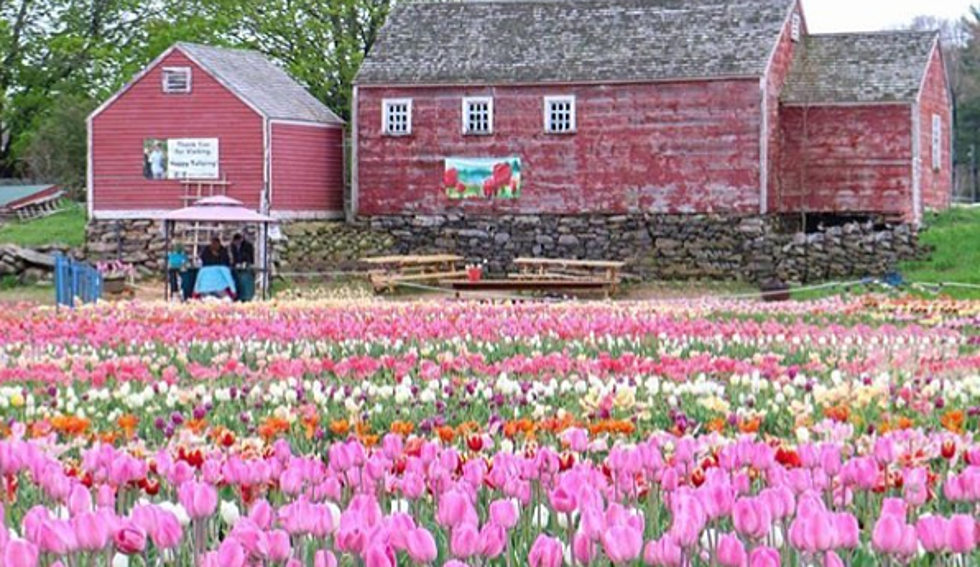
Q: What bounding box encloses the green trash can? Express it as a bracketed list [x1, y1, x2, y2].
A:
[235, 269, 256, 302]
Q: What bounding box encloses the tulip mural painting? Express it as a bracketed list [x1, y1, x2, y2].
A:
[444, 157, 522, 200]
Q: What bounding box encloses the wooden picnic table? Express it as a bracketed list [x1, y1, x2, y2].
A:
[512, 257, 626, 294]
[361, 254, 466, 293]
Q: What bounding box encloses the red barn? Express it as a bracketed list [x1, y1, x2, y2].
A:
[88, 42, 345, 221]
[352, 0, 951, 225]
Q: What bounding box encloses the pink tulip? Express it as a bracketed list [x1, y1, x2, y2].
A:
[178, 481, 218, 519]
[405, 527, 438, 563]
[529, 535, 564, 567]
[450, 524, 481, 559]
[549, 485, 577, 514]
[314, 550, 338, 567]
[67, 484, 92, 516]
[437, 490, 477, 529]
[872, 515, 905, 555]
[3, 538, 39, 567]
[35, 520, 76, 555]
[113, 521, 146, 554]
[824, 551, 845, 567]
[602, 525, 644, 564]
[480, 524, 507, 559]
[748, 546, 780, 567]
[268, 529, 292, 562]
[249, 499, 274, 530]
[643, 536, 683, 567]
[489, 499, 519, 529]
[364, 543, 395, 567]
[833, 513, 860, 549]
[217, 539, 246, 567]
[916, 515, 949, 553]
[732, 497, 772, 540]
[149, 508, 183, 549]
[73, 511, 110, 551]
[717, 533, 747, 567]
[573, 530, 597, 565]
[948, 514, 978, 554]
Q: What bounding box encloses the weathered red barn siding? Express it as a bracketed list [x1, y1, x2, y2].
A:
[765, 3, 802, 212]
[777, 104, 913, 218]
[356, 81, 763, 216]
[91, 51, 265, 213]
[918, 45, 953, 212]
[271, 123, 345, 214]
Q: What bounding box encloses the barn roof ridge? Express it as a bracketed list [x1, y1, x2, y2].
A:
[782, 30, 940, 105]
[173, 42, 344, 125]
[355, 0, 797, 86]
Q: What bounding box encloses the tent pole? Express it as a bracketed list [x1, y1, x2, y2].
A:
[164, 221, 172, 302]
[263, 222, 270, 300]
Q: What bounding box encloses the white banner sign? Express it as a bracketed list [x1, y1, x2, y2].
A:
[167, 138, 219, 179]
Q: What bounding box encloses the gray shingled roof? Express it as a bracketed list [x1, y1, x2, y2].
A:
[356, 0, 795, 85]
[177, 43, 344, 124]
[782, 32, 939, 104]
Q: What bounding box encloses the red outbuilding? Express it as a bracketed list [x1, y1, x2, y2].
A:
[352, 0, 952, 225]
[88, 42, 345, 221]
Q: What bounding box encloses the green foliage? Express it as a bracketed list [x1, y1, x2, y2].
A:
[0, 0, 398, 185]
[899, 206, 980, 298]
[0, 201, 86, 247]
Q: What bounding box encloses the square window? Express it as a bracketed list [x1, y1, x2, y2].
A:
[162, 67, 192, 94]
[463, 97, 493, 135]
[383, 99, 413, 136]
[544, 96, 576, 134]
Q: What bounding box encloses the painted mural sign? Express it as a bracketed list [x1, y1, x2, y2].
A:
[143, 138, 220, 180]
[444, 157, 522, 200]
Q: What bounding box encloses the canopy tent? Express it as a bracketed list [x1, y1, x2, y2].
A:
[162, 196, 277, 301]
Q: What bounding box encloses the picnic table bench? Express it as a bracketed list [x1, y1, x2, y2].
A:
[512, 257, 626, 295]
[361, 254, 466, 293]
[442, 257, 626, 298]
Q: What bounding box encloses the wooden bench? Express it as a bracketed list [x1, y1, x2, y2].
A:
[512, 258, 626, 295]
[442, 278, 614, 298]
[361, 254, 465, 293]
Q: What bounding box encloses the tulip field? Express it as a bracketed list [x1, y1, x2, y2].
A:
[0, 297, 979, 567]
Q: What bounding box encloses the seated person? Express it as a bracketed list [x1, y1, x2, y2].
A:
[200, 237, 231, 267]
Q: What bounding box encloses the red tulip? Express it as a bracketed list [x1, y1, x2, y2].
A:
[444, 168, 459, 188]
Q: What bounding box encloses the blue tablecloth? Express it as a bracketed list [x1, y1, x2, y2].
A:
[194, 266, 237, 297]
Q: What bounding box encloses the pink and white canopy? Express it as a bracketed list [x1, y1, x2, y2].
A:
[162, 196, 276, 224]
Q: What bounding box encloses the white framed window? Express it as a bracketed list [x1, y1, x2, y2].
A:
[162, 67, 192, 94]
[544, 95, 576, 134]
[932, 114, 942, 171]
[790, 13, 802, 42]
[383, 99, 412, 136]
[462, 97, 494, 135]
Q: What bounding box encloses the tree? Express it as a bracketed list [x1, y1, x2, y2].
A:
[17, 94, 94, 196]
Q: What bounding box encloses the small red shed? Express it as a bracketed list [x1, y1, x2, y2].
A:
[88, 42, 345, 221]
[777, 32, 953, 222]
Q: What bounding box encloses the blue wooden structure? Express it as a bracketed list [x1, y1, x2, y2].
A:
[54, 255, 102, 307]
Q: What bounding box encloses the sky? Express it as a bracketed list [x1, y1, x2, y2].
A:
[804, 0, 974, 33]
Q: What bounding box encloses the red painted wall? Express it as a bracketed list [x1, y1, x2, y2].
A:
[271, 123, 345, 214]
[356, 81, 764, 216]
[777, 104, 914, 218]
[766, 1, 802, 212]
[918, 45, 953, 212]
[91, 50, 265, 212]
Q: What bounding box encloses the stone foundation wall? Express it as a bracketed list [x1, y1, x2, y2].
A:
[0, 244, 79, 284]
[85, 220, 166, 276]
[365, 214, 921, 284]
[84, 214, 922, 285]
